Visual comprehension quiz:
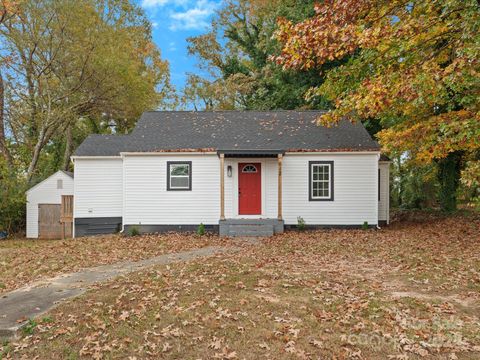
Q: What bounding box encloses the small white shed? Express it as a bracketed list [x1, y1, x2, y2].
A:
[26, 170, 74, 239]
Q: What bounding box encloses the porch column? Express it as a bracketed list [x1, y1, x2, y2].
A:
[277, 153, 283, 220]
[220, 153, 225, 220]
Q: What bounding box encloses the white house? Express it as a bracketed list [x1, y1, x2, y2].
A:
[26, 170, 74, 238]
[69, 111, 390, 237]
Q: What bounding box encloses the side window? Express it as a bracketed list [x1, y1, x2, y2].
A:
[167, 162, 192, 191]
[57, 179, 63, 189]
[309, 161, 334, 201]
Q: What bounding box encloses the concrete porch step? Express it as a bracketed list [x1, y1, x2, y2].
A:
[219, 218, 284, 237]
[227, 224, 274, 237]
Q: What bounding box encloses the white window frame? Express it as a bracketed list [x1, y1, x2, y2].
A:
[309, 161, 334, 201]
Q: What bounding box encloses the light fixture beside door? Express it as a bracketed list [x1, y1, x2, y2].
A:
[227, 165, 233, 177]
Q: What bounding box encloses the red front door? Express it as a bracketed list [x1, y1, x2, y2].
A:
[238, 163, 261, 215]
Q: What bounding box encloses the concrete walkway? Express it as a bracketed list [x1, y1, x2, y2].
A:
[0, 246, 232, 339]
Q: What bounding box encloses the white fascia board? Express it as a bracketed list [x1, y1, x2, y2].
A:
[70, 156, 122, 160]
[120, 152, 217, 157]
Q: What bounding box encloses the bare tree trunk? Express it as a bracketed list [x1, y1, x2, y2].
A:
[27, 128, 46, 182]
[62, 124, 73, 171]
[0, 71, 12, 165]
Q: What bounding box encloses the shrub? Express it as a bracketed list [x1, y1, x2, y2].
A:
[197, 223, 205, 236]
[0, 158, 27, 234]
[297, 216, 306, 231]
[128, 225, 140, 237]
[362, 221, 369, 230]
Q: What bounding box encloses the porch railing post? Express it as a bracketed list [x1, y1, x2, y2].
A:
[220, 153, 225, 220]
[278, 153, 283, 220]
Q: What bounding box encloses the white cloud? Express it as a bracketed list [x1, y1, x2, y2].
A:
[141, 0, 189, 8]
[151, 21, 159, 28]
[169, 0, 218, 31]
[141, 0, 168, 7]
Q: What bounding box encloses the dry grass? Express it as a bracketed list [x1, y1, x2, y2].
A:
[1, 212, 480, 359]
[0, 232, 233, 294]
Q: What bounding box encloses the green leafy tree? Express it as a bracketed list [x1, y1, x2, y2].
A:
[0, 0, 173, 231]
[1, 0, 173, 181]
[0, 157, 26, 233]
[183, 0, 330, 111]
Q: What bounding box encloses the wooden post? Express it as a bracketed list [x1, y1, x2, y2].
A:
[278, 153, 283, 220]
[220, 153, 225, 220]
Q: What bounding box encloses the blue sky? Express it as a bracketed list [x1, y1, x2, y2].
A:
[138, 0, 221, 92]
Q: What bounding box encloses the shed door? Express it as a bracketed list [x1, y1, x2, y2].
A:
[238, 163, 261, 215]
[38, 204, 62, 239]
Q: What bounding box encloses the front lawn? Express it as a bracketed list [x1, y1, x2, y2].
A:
[2, 212, 480, 359]
[0, 232, 232, 294]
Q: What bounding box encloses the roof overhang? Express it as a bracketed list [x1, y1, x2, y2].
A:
[217, 149, 285, 158]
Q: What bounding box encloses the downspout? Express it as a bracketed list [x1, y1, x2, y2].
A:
[121, 153, 125, 233]
[376, 153, 380, 229]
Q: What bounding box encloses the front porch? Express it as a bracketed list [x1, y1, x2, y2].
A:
[218, 150, 285, 236]
[219, 218, 284, 237]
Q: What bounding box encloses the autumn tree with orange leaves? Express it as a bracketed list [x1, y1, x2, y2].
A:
[275, 0, 480, 211]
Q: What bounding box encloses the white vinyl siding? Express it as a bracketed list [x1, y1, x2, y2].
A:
[123, 155, 219, 225]
[73, 158, 123, 218]
[283, 154, 378, 225]
[378, 162, 390, 223]
[26, 171, 74, 238]
[74, 152, 383, 228]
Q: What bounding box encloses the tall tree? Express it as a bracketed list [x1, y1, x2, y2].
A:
[1, 0, 172, 181]
[0, 0, 18, 164]
[275, 0, 480, 211]
[183, 0, 330, 111]
[0, 71, 11, 164]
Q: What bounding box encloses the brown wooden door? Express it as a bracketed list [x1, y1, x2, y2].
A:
[38, 204, 62, 239]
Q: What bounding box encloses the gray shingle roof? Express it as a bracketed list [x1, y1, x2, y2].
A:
[60, 170, 74, 178]
[74, 111, 380, 156]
